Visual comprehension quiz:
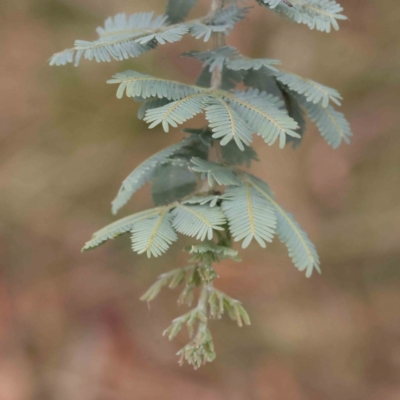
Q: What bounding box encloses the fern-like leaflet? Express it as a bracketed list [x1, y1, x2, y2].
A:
[222, 183, 277, 248]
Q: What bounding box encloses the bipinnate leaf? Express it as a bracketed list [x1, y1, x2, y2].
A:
[144, 93, 209, 132]
[222, 183, 277, 248]
[82, 208, 164, 251]
[296, 94, 352, 148]
[131, 209, 178, 257]
[275, 71, 342, 107]
[245, 174, 321, 277]
[171, 204, 226, 241]
[205, 98, 254, 151]
[258, 0, 347, 33]
[108, 70, 204, 100]
[222, 90, 300, 148]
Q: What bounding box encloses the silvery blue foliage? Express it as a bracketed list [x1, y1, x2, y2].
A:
[51, 0, 351, 368]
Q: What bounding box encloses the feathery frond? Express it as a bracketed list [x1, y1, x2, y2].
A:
[171, 204, 226, 241]
[205, 97, 254, 150]
[73, 38, 155, 64]
[166, 0, 198, 23]
[96, 12, 167, 37]
[222, 184, 277, 248]
[108, 70, 204, 100]
[112, 137, 196, 215]
[275, 71, 342, 107]
[49, 48, 76, 66]
[221, 90, 300, 148]
[187, 5, 249, 42]
[144, 93, 210, 132]
[246, 174, 321, 277]
[131, 208, 178, 257]
[260, 0, 347, 33]
[135, 25, 190, 45]
[190, 157, 240, 186]
[82, 208, 163, 251]
[297, 95, 352, 148]
[49, 12, 166, 66]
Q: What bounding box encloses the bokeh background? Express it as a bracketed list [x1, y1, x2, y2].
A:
[1, 0, 400, 399]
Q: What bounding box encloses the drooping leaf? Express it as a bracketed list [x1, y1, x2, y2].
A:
[245, 174, 321, 277]
[221, 183, 277, 248]
[131, 209, 178, 257]
[49, 12, 167, 66]
[112, 137, 197, 215]
[144, 93, 210, 132]
[82, 208, 163, 251]
[187, 5, 249, 42]
[258, 0, 347, 33]
[275, 71, 342, 107]
[108, 70, 204, 100]
[221, 90, 300, 148]
[296, 94, 352, 148]
[171, 204, 226, 241]
[205, 97, 254, 150]
[96, 12, 167, 37]
[48, 48, 76, 66]
[135, 25, 190, 45]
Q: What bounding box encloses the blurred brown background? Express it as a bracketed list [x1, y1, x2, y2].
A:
[1, 0, 399, 399]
